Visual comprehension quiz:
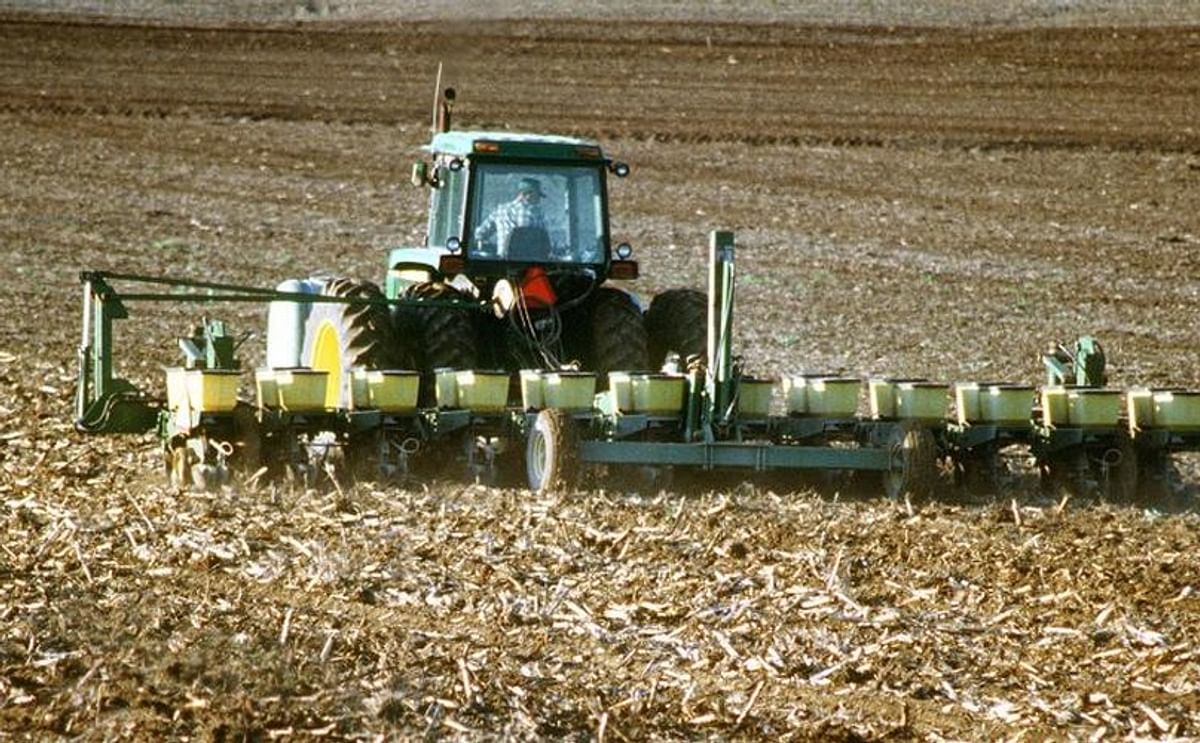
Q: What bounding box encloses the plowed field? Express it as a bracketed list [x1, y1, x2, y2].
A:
[2, 6, 1198, 740]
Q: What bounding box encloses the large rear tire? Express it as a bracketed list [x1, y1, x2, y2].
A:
[301, 278, 407, 409]
[645, 288, 708, 370]
[586, 287, 648, 380]
[401, 281, 480, 406]
[526, 408, 580, 493]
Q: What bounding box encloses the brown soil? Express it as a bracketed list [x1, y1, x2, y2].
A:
[1, 8, 1198, 740]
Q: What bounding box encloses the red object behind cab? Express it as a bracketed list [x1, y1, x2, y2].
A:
[520, 266, 557, 308]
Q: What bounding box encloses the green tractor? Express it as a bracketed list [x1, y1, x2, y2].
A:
[272, 88, 706, 408]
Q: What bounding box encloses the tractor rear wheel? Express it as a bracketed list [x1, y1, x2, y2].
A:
[882, 422, 938, 503]
[301, 278, 407, 409]
[645, 288, 708, 370]
[400, 281, 480, 406]
[586, 287, 648, 380]
[526, 408, 580, 493]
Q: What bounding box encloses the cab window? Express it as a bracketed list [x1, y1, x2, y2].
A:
[428, 162, 466, 249]
[468, 163, 605, 264]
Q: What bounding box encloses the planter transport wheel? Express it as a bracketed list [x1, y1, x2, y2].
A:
[526, 408, 580, 494]
[882, 421, 938, 502]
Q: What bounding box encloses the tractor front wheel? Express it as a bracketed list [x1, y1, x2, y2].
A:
[526, 408, 580, 493]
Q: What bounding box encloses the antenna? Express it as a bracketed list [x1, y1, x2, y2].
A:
[431, 64, 455, 134]
[430, 63, 442, 134]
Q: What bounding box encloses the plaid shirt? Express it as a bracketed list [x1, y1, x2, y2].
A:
[474, 198, 547, 256]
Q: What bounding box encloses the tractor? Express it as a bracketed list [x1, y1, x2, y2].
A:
[268, 87, 708, 413]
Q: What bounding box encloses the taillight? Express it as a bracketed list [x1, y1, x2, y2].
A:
[438, 254, 466, 275]
[609, 260, 639, 280]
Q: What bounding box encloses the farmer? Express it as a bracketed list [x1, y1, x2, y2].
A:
[473, 177, 551, 258]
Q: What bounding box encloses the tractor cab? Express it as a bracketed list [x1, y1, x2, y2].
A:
[386, 130, 635, 302]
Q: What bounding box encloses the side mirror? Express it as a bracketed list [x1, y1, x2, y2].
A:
[411, 161, 428, 187]
[610, 161, 630, 178]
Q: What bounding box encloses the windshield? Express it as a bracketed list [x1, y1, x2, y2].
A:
[468, 163, 606, 264]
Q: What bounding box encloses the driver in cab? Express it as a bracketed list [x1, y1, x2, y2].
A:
[473, 177, 553, 260]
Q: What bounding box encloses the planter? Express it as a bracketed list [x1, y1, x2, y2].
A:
[981, 384, 1034, 424]
[804, 377, 860, 418]
[1066, 388, 1122, 427]
[1152, 390, 1200, 431]
[519, 369, 545, 410]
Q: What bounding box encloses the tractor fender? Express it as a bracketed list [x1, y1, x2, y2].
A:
[266, 278, 324, 368]
[386, 246, 449, 297]
[605, 285, 645, 312]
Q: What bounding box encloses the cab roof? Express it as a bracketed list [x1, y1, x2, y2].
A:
[428, 130, 607, 161]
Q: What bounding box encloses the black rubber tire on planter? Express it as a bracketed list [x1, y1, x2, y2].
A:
[401, 281, 480, 407]
[1136, 450, 1186, 511]
[1105, 431, 1139, 504]
[645, 288, 708, 371]
[954, 442, 1007, 502]
[526, 408, 580, 493]
[881, 421, 938, 503]
[1039, 449, 1096, 501]
[301, 277, 408, 409]
[586, 287, 648, 381]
